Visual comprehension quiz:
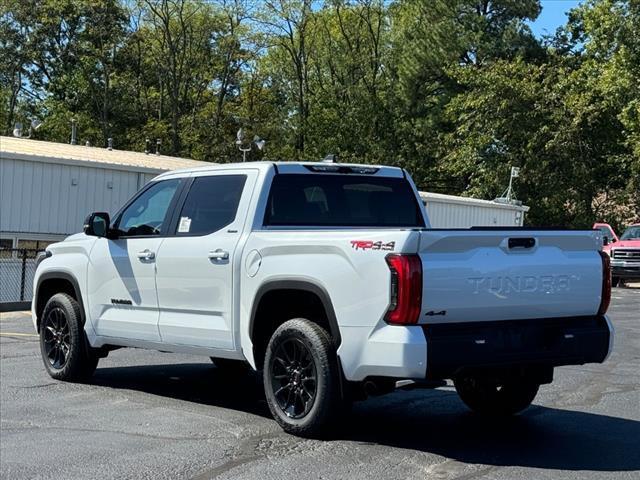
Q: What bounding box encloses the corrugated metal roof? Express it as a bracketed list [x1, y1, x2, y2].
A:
[0, 136, 210, 173]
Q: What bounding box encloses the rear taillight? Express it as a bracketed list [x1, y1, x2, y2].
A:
[598, 251, 611, 315]
[385, 254, 422, 325]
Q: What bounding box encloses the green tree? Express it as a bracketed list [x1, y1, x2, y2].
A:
[371, 0, 544, 191]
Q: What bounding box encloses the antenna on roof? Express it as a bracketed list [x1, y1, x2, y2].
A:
[495, 166, 521, 204]
[70, 119, 77, 145]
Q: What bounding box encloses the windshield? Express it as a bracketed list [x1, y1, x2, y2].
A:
[620, 226, 640, 240]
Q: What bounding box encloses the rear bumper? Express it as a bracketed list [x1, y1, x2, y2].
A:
[423, 315, 613, 380]
[338, 316, 613, 382]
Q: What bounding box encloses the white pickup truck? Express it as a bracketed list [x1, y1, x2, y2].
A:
[33, 161, 613, 436]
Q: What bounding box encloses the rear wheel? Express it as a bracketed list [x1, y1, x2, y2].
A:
[454, 376, 539, 416]
[39, 293, 98, 381]
[263, 319, 342, 437]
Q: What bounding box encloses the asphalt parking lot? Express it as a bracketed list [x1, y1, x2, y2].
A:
[1, 287, 639, 480]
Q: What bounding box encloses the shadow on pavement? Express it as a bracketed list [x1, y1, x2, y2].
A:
[93, 363, 270, 418]
[344, 389, 640, 472]
[92, 363, 640, 472]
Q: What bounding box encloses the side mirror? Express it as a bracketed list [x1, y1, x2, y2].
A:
[603, 237, 609, 246]
[84, 212, 110, 237]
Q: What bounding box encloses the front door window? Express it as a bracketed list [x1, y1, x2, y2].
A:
[115, 179, 180, 237]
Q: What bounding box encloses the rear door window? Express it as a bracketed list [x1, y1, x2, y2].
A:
[264, 174, 424, 228]
[176, 175, 247, 236]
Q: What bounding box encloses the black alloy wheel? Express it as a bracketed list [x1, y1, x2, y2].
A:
[39, 293, 99, 381]
[42, 307, 71, 369]
[263, 318, 343, 437]
[269, 337, 318, 419]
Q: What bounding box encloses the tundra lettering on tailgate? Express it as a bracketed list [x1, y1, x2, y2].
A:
[467, 275, 571, 295]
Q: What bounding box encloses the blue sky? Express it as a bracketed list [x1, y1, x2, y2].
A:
[528, 0, 583, 38]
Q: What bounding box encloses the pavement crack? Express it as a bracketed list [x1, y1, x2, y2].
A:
[12, 382, 58, 389]
[1, 423, 215, 442]
[190, 432, 285, 480]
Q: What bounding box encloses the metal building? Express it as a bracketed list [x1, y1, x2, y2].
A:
[0, 136, 529, 309]
[420, 192, 529, 228]
[0, 136, 208, 309]
[1, 137, 529, 244]
[1, 136, 207, 249]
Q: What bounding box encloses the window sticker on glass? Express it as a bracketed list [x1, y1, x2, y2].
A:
[178, 216, 192, 233]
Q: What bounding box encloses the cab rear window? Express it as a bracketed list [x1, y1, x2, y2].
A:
[264, 174, 424, 228]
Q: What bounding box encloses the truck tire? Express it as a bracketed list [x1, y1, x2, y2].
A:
[39, 293, 99, 381]
[263, 318, 342, 437]
[454, 376, 539, 415]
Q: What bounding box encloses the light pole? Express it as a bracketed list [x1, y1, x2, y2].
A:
[13, 119, 43, 139]
[236, 128, 265, 162]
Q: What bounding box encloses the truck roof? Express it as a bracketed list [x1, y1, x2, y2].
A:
[154, 161, 405, 180]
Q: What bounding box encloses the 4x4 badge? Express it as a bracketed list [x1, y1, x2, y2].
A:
[350, 240, 395, 251]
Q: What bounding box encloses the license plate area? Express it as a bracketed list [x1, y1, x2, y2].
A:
[424, 316, 610, 379]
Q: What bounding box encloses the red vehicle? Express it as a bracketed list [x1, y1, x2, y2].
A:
[593, 222, 640, 286]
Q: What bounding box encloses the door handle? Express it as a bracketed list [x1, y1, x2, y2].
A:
[508, 237, 535, 249]
[137, 249, 156, 261]
[208, 249, 229, 261]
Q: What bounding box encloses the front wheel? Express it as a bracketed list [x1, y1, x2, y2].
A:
[263, 319, 342, 437]
[39, 293, 99, 381]
[454, 376, 539, 416]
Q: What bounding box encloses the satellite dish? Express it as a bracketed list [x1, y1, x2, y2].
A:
[254, 136, 266, 151]
[31, 119, 43, 130]
[12, 122, 23, 138]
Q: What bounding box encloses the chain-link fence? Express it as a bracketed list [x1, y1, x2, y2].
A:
[0, 248, 44, 309]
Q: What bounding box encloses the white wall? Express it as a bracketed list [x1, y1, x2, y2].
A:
[0, 156, 528, 236]
[0, 157, 146, 236]
[422, 196, 527, 228]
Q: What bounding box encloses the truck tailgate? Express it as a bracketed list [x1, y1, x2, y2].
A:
[418, 230, 604, 323]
